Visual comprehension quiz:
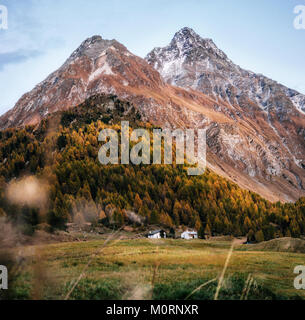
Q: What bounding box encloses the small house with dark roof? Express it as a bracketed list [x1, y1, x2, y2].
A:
[147, 229, 167, 239]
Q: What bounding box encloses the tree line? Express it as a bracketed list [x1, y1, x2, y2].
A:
[0, 95, 304, 242]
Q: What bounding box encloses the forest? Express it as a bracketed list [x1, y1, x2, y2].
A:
[0, 95, 304, 243]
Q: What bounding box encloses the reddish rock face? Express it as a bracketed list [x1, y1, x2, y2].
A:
[1, 30, 305, 202]
[0, 36, 166, 129]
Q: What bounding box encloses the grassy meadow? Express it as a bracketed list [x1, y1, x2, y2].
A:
[8, 238, 305, 300]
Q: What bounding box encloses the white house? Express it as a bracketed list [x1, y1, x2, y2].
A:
[181, 230, 198, 240]
[147, 229, 166, 239]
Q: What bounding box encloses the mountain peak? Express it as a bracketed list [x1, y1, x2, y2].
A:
[146, 28, 305, 116]
[173, 27, 199, 40]
[66, 35, 125, 64]
[166, 27, 227, 61]
[83, 35, 103, 45]
[171, 27, 203, 47]
[145, 28, 229, 85]
[0, 33, 165, 129]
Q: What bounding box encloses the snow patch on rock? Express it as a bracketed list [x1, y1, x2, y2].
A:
[89, 62, 114, 82]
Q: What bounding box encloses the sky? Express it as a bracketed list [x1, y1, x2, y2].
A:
[0, 0, 305, 116]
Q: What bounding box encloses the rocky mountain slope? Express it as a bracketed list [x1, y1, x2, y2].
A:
[146, 27, 305, 201]
[0, 29, 305, 202]
[0, 35, 214, 130]
[146, 27, 305, 115]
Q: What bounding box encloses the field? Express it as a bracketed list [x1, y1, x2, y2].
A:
[8, 238, 305, 300]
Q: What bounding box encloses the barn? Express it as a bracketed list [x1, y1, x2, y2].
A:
[181, 230, 198, 240]
[147, 229, 167, 239]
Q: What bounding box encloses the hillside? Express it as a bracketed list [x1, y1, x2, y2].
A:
[0, 29, 304, 202]
[0, 94, 304, 241]
[146, 28, 305, 202]
[240, 237, 305, 253]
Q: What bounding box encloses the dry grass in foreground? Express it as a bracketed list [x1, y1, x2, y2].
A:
[5, 238, 305, 300]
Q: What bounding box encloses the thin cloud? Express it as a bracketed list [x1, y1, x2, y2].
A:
[0, 50, 43, 71]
